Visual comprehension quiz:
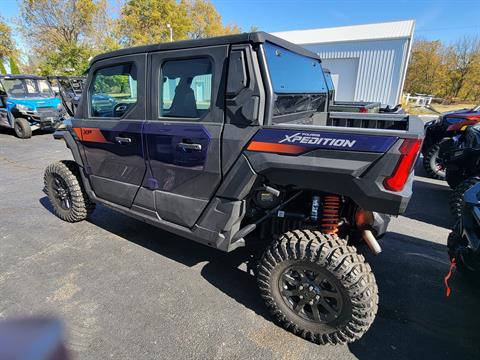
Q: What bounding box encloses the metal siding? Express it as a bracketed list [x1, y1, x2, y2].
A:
[304, 39, 408, 106]
[272, 20, 415, 45]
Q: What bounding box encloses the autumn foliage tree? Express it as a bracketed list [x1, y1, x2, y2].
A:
[405, 36, 480, 102]
[17, 0, 246, 74]
[0, 17, 16, 74]
[118, 0, 242, 47]
[19, 0, 113, 75]
[183, 0, 241, 39]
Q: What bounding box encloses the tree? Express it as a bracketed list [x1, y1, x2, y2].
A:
[118, 0, 192, 46]
[0, 17, 15, 74]
[183, 0, 241, 39]
[404, 39, 446, 96]
[9, 57, 20, 74]
[19, 0, 114, 75]
[444, 37, 480, 99]
[405, 36, 480, 102]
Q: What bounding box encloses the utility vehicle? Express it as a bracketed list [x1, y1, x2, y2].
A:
[442, 123, 480, 218]
[44, 32, 423, 345]
[47, 76, 86, 117]
[0, 74, 64, 138]
[448, 182, 480, 278]
[422, 105, 480, 179]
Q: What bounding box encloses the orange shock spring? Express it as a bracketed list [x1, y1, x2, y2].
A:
[321, 195, 341, 234]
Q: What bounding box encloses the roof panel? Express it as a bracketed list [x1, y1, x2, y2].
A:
[90, 32, 321, 64]
[272, 20, 415, 45]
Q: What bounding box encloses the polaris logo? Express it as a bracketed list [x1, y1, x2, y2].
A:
[279, 132, 357, 148]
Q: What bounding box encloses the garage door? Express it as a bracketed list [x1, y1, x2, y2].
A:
[322, 58, 359, 101]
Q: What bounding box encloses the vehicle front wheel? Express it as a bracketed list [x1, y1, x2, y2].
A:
[257, 230, 378, 345]
[13, 118, 32, 139]
[44, 160, 96, 222]
[423, 143, 445, 180]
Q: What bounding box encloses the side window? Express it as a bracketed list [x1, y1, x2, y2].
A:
[160, 58, 212, 119]
[89, 63, 138, 118]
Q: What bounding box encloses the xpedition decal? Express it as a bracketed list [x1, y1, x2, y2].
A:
[279, 132, 357, 148]
[247, 129, 399, 155]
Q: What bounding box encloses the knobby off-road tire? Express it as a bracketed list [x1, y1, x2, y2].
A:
[450, 177, 480, 219]
[423, 144, 445, 180]
[13, 118, 32, 139]
[257, 230, 378, 345]
[447, 226, 478, 279]
[44, 160, 96, 222]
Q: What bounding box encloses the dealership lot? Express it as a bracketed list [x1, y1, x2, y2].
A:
[0, 130, 479, 359]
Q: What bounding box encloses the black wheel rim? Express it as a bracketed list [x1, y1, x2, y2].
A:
[431, 152, 446, 176]
[279, 264, 344, 323]
[52, 175, 71, 210]
[15, 122, 23, 136]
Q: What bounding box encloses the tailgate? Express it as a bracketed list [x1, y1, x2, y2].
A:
[244, 114, 423, 215]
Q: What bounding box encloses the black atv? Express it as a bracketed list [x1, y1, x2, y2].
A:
[44, 32, 423, 345]
[422, 107, 480, 180]
[443, 124, 480, 218]
[448, 182, 480, 278]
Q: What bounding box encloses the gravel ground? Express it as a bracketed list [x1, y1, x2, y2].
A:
[0, 129, 479, 360]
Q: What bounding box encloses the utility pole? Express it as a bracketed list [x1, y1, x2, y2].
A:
[166, 24, 173, 42]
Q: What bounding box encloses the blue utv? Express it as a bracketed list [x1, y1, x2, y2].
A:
[0, 74, 64, 138]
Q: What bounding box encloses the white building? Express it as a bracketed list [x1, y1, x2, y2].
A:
[273, 20, 415, 106]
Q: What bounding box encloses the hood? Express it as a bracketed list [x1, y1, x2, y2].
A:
[6, 97, 61, 111]
[443, 107, 480, 117]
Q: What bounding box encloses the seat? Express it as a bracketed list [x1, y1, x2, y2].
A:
[168, 77, 198, 118]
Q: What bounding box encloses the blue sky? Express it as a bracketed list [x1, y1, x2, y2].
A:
[2, 0, 479, 49]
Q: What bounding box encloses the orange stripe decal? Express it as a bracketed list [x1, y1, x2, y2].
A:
[73, 127, 109, 143]
[247, 141, 305, 154]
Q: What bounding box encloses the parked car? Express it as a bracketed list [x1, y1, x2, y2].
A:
[448, 181, 480, 278]
[44, 32, 423, 345]
[47, 76, 85, 117]
[422, 104, 480, 179]
[0, 74, 64, 138]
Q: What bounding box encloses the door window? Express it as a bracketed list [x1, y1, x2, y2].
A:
[89, 63, 138, 118]
[160, 58, 212, 119]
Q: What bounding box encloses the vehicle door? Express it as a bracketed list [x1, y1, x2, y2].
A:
[73, 54, 147, 208]
[144, 46, 228, 228]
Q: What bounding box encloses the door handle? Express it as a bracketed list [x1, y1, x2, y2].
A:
[115, 136, 132, 144]
[178, 142, 202, 151]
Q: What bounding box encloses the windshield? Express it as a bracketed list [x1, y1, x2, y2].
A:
[2, 78, 55, 98]
[264, 42, 327, 94]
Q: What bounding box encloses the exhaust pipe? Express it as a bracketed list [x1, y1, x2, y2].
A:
[362, 229, 382, 255]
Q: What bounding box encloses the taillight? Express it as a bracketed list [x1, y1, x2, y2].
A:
[383, 138, 422, 192]
[446, 119, 478, 132]
[359, 107, 368, 113]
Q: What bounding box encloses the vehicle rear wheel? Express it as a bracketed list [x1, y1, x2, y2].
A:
[423, 144, 445, 180]
[450, 177, 480, 219]
[13, 118, 32, 139]
[257, 230, 378, 345]
[44, 160, 95, 222]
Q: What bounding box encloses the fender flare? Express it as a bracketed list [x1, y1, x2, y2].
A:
[58, 130, 84, 167]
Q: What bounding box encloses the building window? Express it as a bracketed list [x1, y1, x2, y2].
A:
[89, 63, 137, 118]
[160, 58, 212, 119]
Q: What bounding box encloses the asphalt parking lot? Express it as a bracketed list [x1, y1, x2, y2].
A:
[1, 129, 479, 360]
